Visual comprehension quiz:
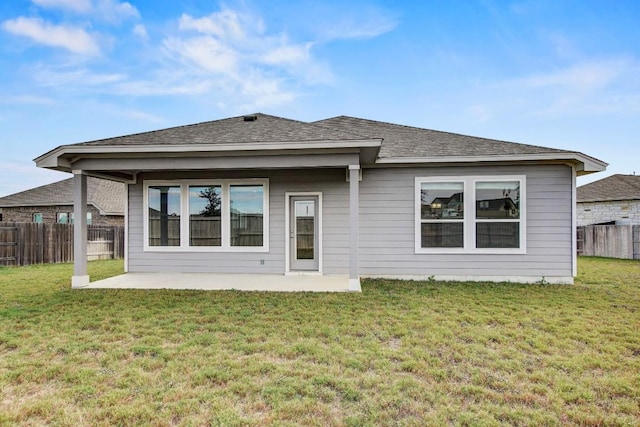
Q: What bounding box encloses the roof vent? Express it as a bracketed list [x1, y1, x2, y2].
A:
[243, 115, 257, 122]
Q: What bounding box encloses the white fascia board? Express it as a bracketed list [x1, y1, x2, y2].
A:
[35, 139, 382, 167]
[377, 152, 608, 172]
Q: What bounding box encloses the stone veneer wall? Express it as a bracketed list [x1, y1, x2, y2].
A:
[577, 200, 640, 226]
[0, 205, 123, 226]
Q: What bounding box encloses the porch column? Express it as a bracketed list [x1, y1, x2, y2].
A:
[72, 171, 89, 288]
[348, 165, 361, 292]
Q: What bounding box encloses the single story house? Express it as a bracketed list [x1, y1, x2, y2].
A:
[577, 174, 640, 226]
[0, 177, 125, 226]
[34, 113, 606, 289]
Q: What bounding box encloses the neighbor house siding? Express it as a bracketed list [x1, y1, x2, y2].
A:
[358, 164, 573, 280]
[127, 169, 350, 274]
[577, 200, 640, 226]
[0, 205, 123, 226]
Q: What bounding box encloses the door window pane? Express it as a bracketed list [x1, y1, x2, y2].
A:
[189, 185, 221, 246]
[148, 186, 181, 246]
[295, 200, 315, 259]
[230, 185, 263, 247]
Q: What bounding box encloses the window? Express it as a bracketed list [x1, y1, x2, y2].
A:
[419, 181, 464, 248]
[475, 181, 520, 249]
[148, 186, 181, 247]
[57, 212, 69, 224]
[68, 212, 93, 225]
[230, 185, 264, 247]
[144, 179, 268, 251]
[33, 213, 43, 223]
[189, 185, 221, 246]
[416, 176, 525, 253]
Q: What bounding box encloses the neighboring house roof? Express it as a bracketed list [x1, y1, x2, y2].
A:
[577, 174, 640, 203]
[34, 113, 607, 178]
[0, 177, 125, 215]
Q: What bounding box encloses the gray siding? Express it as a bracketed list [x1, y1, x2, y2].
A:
[127, 169, 349, 274]
[359, 164, 573, 279]
[127, 164, 574, 280]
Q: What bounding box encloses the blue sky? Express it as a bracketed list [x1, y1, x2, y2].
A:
[1, 0, 639, 197]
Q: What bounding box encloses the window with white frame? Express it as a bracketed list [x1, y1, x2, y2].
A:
[144, 179, 268, 251]
[416, 176, 525, 253]
[475, 180, 521, 249]
[418, 181, 465, 248]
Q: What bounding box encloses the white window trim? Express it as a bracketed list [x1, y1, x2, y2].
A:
[415, 175, 526, 254]
[143, 179, 269, 253]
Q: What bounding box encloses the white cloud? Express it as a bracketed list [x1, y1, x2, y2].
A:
[2, 17, 100, 55]
[471, 58, 640, 120]
[133, 23, 148, 40]
[315, 6, 399, 40]
[179, 9, 253, 40]
[141, 8, 327, 107]
[262, 43, 312, 65]
[519, 60, 629, 90]
[31, 0, 92, 13]
[95, 0, 139, 23]
[163, 36, 239, 75]
[31, 0, 139, 23]
[34, 67, 126, 87]
[2, 94, 56, 105]
[114, 78, 216, 96]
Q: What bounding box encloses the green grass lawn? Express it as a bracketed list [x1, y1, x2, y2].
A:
[1, 258, 639, 426]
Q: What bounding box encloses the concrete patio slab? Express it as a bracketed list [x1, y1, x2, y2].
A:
[84, 273, 353, 292]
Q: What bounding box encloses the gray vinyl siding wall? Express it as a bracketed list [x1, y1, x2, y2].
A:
[127, 164, 573, 279]
[359, 164, 573, 279]
[127, 169, 350, 274]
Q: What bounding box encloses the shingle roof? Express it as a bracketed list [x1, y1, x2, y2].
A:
[75, 113, 367, 146]
[577, 174, 640, 202]
[35, 113, 606, 178]
[313, 116, 571, 158]
[0, 177, 125, 215]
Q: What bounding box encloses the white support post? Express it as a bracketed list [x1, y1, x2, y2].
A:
[348, 165, 361, 292]
[571, 166, 577, 279]
[72, 172, 89, 288]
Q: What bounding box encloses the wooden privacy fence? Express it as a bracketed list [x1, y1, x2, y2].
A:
[577, 224, 640, 260]
[0, 223, 124, 266]
[148, 215, 264, 247]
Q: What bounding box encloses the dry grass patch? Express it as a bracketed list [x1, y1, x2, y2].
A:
[1, 258, 639, 425]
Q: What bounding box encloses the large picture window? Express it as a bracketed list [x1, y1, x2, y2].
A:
[416, 176, 525, 253]
[144, 179, 268, 251]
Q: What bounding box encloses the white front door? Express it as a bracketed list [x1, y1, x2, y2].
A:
[289, 196, 319, 271]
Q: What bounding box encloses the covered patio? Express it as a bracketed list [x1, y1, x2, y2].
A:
[84, 273, 352, 292]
